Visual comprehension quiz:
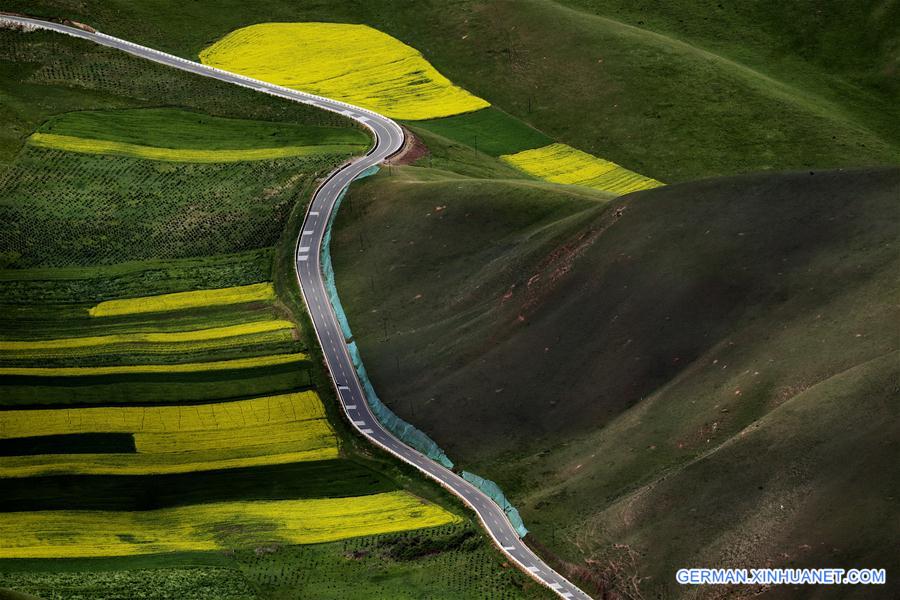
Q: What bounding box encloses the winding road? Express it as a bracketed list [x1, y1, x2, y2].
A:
[3, 15, 593, 600]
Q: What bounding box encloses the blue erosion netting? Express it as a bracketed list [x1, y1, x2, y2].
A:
[321, 164, 528, 538]
[320, 165, 453, 469]
[461, 471, 529, 537]
[347, 340, 453, 469]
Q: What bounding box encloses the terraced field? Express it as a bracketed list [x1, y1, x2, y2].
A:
[2, 492, 458, 558]
[0, 388, 340, 477]
[1, 128, 365, 268]
[0, 26, 548, 600]
[0, 216, 455, 559]
[1, 3, 893, 598]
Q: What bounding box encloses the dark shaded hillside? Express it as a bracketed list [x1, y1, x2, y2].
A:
[335, 167, 900, 596]
[338, 167, 898, 458]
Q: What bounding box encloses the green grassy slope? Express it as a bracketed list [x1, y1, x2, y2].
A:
[411, 107, 552, 157]
[558, 0, 899, 113]
[8, 0, 899, 181]
[334, 166, 900, 597]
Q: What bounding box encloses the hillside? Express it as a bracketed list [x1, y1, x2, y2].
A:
[334, 166, 900, 597]
[0, 27, 550, 600]
[8, 0, 899, 182]
[1, 2, 897, 598]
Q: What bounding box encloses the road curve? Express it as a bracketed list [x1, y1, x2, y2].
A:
[4, 15, 593, 600]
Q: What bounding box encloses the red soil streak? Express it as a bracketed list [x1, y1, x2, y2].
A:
[385, 126, 429, 165]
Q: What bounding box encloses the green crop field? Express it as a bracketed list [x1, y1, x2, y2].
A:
[0, 524, 550, 599]
[0, 139, 356, 268]
[0, 23, 546, 600]
[411, 107, 552, 157]
[0, 29, 354, 163]
[1, 461, 397, 511]
[37, 108, 368, 152]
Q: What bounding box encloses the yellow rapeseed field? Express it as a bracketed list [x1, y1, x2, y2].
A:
[0, 352, 306, 377]
[501, 143, 664, 196]
[29, 132, 358, 163]
[0, 492, 460, 558]
[0, 390, 326, 437]
[199, 23, 489, 120]
[0, 320, 296, 358]
[0, 391, 338, 476]
[88, 282, 276, 317]
[0, 446, 338, 478]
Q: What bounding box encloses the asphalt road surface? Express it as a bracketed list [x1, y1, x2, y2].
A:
[4, 15, 593, 600]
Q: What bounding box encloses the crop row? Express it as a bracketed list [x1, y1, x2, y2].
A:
[0, 432, 136, 457]
[0, 248, 274, 306]
[0, 302, 283, 346]
[199, 23, 489, 120]
[0, 338, 303, 369]
[0, 432, 337, 478]
[0, 492, 460, 558]
[0, 567, 254, 600]
[0, 319, 295, 358]
[1, 390, 326, 437]
[88, 283, 276, 317]
[235, 522, 542, 599]
[0, 352, 307, 377]
[2, 460, 396, 512]
[1, 361, 311, 407]
[0, 390, 336, 476]
[38, 108, 370, 153]
[0, 146, 342, 268]
[0, 523, 538, 599]
[29, 132, 364, 164]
